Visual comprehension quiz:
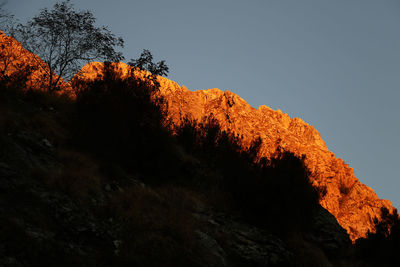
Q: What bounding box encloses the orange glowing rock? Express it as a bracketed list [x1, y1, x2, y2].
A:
[78, 62, 395, 241]
[1, 29, 396, 241]
[0, 30, 71, 96]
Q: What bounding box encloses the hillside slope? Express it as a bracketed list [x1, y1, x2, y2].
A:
[1, 29, 396, 241]
[0, 55, 351, 267]
[79, 62, 395, 241]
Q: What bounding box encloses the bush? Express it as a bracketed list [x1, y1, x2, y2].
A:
[175, 116, 320, 235]
[354, 207, 400, 266]
[72, 63, 174, 179]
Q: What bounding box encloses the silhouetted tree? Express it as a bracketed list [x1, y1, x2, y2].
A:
[128, 49, 169, 91]
[0, 2, 14, 34]
[73, 63, 171, 177]
[129, 49, 169, 77]
[14, 0, 124, 91]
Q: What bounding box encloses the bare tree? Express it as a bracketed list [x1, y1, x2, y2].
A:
[1, 2, 20, 80]
[14, 0, 124, 91]
[128, 49, 169, 91]
[0, 1, 15, 34]
[129, 49, 169, 77]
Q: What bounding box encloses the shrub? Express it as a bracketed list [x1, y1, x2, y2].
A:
[72, 63, 173, 179]
[354, 207, 400, 266]
[175, 116, 320, 235]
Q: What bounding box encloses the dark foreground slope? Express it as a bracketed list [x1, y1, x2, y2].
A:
[1, 31, 399, 266]
[0, 71, 357, 267]
[2, 67, 400, 266]
[1, 30, 396, 241]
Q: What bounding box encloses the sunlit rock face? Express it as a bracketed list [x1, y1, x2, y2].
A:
[157, 72, 394, 241]
[1, 29, 396, 241]
[77, 62, 395, 241]
[0, 31, 70, 94]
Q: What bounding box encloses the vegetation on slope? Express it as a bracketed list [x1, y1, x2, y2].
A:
[1, 1, 399, 266]
[0, 62, 348, 266]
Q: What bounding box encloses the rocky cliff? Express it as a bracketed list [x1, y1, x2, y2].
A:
[1, 30, 396, 241]
[77, 62, 396, 241]
[156, 75, 395, 241]
[0, 31, 69, 94]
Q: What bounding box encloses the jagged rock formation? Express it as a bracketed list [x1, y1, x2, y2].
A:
[77, 62, 395, 241]
[157, 72, 395, 241]
[156, 79, 395, 241]
[1, 29, 396, 241]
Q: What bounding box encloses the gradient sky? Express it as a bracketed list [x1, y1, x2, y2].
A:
[5, 0, 400, 208]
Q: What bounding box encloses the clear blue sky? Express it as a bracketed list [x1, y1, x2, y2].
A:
[5, 0, 400, 208]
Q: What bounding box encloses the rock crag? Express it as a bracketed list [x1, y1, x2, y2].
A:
[158, 71, 395, 242]
[77, 62, 395, 241]
[1, 29, 396, 241]
[0, 31, 69, 94]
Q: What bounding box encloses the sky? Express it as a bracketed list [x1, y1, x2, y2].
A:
[4, 0, 400, 208]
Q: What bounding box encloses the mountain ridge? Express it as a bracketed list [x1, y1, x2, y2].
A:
[0, 30, 396, 241]
[77, 62, 395, 241]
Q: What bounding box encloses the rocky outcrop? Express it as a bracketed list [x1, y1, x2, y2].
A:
[193, 205, 350, 267]
[194, 211, 294, 266]
[76, 62, 396, 241]
[158, 75, 395, 241]
[0, 31, 70, 95]
[1, 28, 396, 241]
[308, 206, 351, 255]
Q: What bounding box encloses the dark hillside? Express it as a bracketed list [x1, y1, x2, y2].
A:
[0, 69, 354, 266]
[1, 1, 399, 264]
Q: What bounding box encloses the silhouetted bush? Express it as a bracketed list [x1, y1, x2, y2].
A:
[354, 207, 400, 266]
[253, 151, 320, 232]
[72, 63, 176, 180]
[175, 116, 320, 235]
